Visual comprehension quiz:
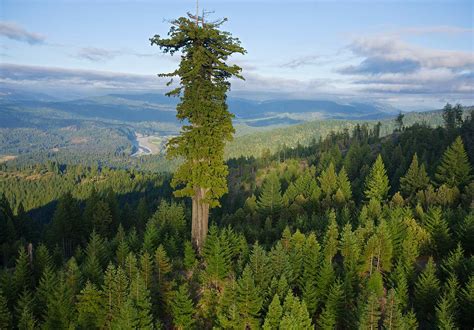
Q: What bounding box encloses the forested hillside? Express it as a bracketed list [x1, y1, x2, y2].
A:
[1, 108, 473, 329]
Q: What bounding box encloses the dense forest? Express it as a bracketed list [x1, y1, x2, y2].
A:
[0, 104, 473, 328]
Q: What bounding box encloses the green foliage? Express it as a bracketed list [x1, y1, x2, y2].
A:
[435, 136, 472, 188]
[279, 291, 313, 329]
[151, 13, 245, 207]
[317, 281, 343, 329]
[364, 154, 390, 201]
[257, 172, 283, 218]
[415, 257, 441, 323]
[236, 267, 263, 328]
[263, 294, 283, 330]
[171, 283, 195, 330]
[400, 153, 430, 198]
[0, 289, 11, 330]
[202, 226, 231, 287]
[76, 281, 106, 329]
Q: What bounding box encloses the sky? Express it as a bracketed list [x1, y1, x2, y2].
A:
[0, 0, 473, 109]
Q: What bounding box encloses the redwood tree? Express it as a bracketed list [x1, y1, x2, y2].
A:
[150, 13, 245, 251]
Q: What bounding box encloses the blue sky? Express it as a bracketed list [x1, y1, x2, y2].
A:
[1, 0, 473, 109]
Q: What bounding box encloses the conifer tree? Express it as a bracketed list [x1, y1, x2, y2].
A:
[202, 226, 231, 287]
[358, 292, 381, 330]
[14, 246, 32, 295]
[317, 281, 343, 329]
[460, 275, 474, 328]
[151, 11, 246, 251]
[436, 295, 457, 330]
[76, 281, 106, 328]
[257, 172, 283, 219]
[183, 240, 197, 271]
[0, 289, 11, 330]
[364, 154, 390, 201]
[216, 279, 239, 328]
[435, 136, 472, 188]
[102, 264, 128, 326]
[248, 242, 271, 290]
[236, 266, 263, 328]
[263, 294, 283, 330]
[171, 283, 195, 330]
[414, 257, 441, 323]
[319, 162, 338, 198]
[15, 290, 36, 330]
[400, 153, 430, 198]
[300, 235, 320, 316]
[128, 273, 154, 328]
[280, 291, 313, 329]
[383, 289, 404, 329]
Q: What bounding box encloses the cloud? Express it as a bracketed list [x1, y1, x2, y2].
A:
[0, 21, 46, 45]
[337, 36, 474, 97]
[75, 46, 169, 62]
[340, 57, 421, 75]
[76, 47, 122, 62]
[282, 55, 322, 69]
[0, 63, 168, 91]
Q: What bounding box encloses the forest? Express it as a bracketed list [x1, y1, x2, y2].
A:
[0, 103, 473, 329]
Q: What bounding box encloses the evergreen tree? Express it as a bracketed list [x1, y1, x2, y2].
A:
[414, 257, 441, 323]
[236, 266, 263, 328]
[16, 290, 36, 330]
[0, 289, 11, 330]
[76, 281, 106, 329]
[151, 11, 246, 250]
[171, 283, 195, 330]
[280, 291, 313, 329]
[400, 153, 430, 198]
[263, 294, 283, 330]
[317, 281, 343, 329]
[436, 295, 457, 330]
[435, 136, 472, 188]
[442, 103, 463, 130]
[364, 154, 390, 201]
[201, 226, 231, 287]
[183, 240, 198, 271]
[358, 292, 381, 330]
[257, 172, 283, 219]
[301, 233, 320, 315]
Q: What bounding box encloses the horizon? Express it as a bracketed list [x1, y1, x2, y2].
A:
[1, 0, 473, 110]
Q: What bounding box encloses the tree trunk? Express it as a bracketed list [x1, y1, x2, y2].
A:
[192, 187, 210, 252]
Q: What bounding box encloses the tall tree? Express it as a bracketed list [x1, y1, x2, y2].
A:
[257, 172, 283, 219]
[364, 154, 390, 202]
[400, 153, 430, 198]
[435, 136, 472, 188]
[151, 12, 246, 251]
[171, 283, 195, 330]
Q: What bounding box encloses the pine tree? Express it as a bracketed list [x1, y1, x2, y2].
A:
[83, 230, 106, 284]
[16, 290, 36, 330]
[43, 275, 75, 329]
[236, 266, 263, 328]
[263, 294, 283, 330]
[183, 240, 197, 271]
[102, 264, 128, 326]
[317, 281, 343, 329]
[301, 233, 320, 316]
[414, 257, 441, 323]
[0, 289, 11, 330]
[257, 172, 283, 219]
[336, 166, 352, 203]
[92, 200, 112, 236]
[358, 292, 381, 330]
[201, 226, 231, 287]
[423, 207, 452, 257]
[280, 291, 313, 329]
[436, 295, 457, 330]
[364, 154, 390, 201]
[151, 12, 246, 250]
[128, 273, 154, 328]
[14, 246, 32, 294]
[435, 136, 472, 188]
[319, 162, 338, 198]
[400, 153, 430, 198]
[171, 283, 195, 330]
[383, 289, 404, 329]
[140, 251, 153, 289]
[248, 242, 271, 290]
[460, 275, 474, 328]
[76, 281, 106, 328]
